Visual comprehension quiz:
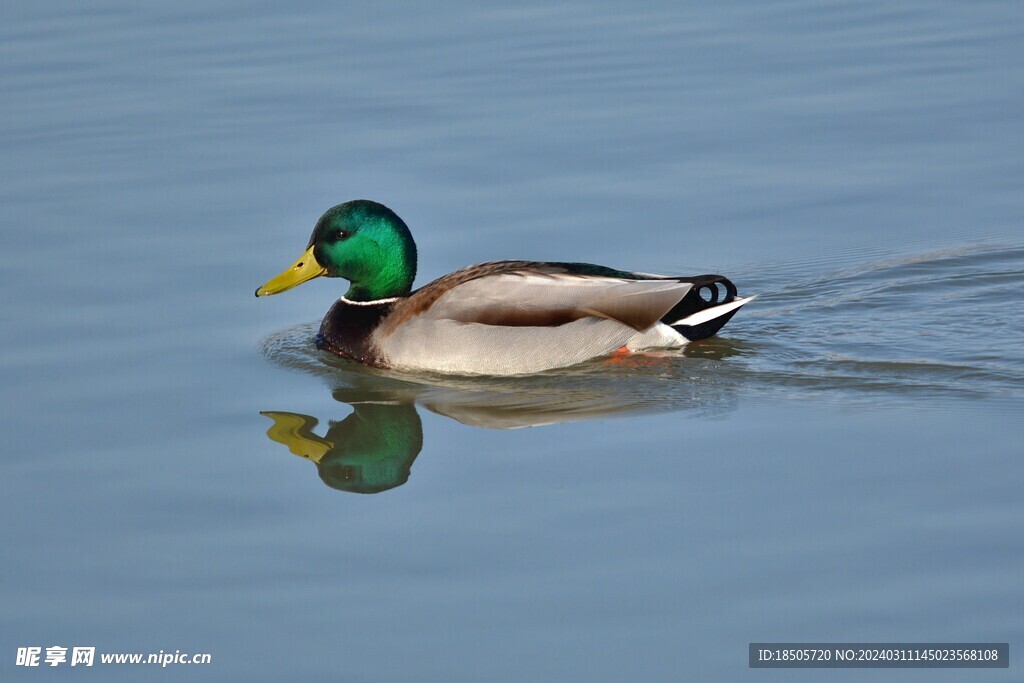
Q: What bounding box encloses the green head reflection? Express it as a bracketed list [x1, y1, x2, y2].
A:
[261, 401, 422, 494]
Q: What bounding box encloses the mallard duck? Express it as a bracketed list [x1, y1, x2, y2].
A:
[256, 200, 753, 375]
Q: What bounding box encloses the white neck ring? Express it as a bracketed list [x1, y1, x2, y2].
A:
[340, 295, 401, 306]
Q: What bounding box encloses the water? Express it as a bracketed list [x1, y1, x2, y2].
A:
[2, 1, 1022, 680]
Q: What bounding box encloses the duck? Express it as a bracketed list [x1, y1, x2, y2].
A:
[256, 200, 754, 376]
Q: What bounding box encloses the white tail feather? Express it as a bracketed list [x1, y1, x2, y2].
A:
[671, 296, 756, 327]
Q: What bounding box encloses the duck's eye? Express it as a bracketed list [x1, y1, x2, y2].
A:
[334, 230, 351, 241]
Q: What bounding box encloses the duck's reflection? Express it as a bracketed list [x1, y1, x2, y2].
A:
[259, 323, 750, 494]
[262, 400, 422, 494]
[259, 381, 653, 494]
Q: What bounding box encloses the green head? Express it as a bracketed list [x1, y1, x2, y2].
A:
[256, 200, 418, 301]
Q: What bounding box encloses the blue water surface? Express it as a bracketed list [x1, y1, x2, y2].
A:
[2, 1, 1022, 681]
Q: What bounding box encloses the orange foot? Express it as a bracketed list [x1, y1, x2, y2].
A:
[606, 346, 632, 364]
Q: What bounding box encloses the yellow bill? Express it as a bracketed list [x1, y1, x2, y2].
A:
[255, 246, 327, 296]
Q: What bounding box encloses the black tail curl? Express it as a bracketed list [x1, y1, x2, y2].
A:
[661, 274, 741, 341]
